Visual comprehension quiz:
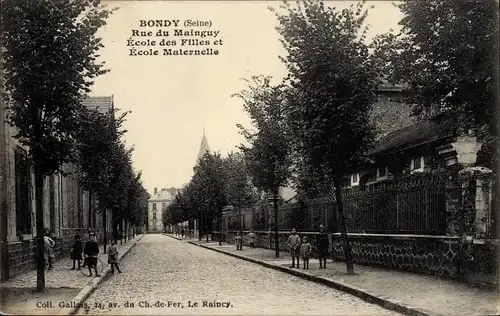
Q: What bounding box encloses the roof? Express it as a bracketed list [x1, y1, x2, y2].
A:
[82, 96, 113, 116]
[367, 115, 457, 156]
[149, 187, 179, 202]
[194, 130, 211, 167]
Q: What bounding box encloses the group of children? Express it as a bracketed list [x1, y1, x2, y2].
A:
[286, 225, 329, 270]
[234, 230, 256, 250]
[232, 226, 329, 270]
[67, 228, 122, 277]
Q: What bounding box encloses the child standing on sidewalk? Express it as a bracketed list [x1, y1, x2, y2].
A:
[84, 233, 100, 277]
[286, 229, 301, 268]
[247, 230, 256, 249]
[300, 236, 311, 269]
[235, 232, 243, 250]
[43, 229, 55, 270]
[70, 235, 83, 270]
[107, 240, 122, 274]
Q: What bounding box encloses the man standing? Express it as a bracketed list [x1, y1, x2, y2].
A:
[286, 228, 301, 268]
[317, 224, 329, 269]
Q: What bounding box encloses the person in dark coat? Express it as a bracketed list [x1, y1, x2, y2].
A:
[84, 233, 100, 277]
[317, 225, 329, 269]
[71, 235, 83, 270]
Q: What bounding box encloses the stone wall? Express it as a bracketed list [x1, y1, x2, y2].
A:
[214, 230, 498, 288]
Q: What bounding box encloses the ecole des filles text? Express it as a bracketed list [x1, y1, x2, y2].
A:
[128, 29, 222, 56]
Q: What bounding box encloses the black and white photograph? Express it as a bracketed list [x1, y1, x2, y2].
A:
[0, 0, 498, 315]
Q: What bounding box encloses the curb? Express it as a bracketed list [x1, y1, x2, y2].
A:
[60, 234, 146, 316]
[186, 240, 441, 316]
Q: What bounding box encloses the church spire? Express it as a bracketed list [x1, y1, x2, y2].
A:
[194, 129, 210, 170]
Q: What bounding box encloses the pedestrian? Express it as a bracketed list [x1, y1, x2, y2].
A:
[70, 235, 83, 270]
[300, 236, 311, 269]
[107, 240, 122, 274]
[181, 228, 185, 237]
[317, 224, 329, 269]
[247, 230, 256, 249]
[43, 229, 55, 270]
[82, 227, 93, 268]
[84, 233, 100, 277]
[235, 232, 242, 250]
[286, 228, 301, 268]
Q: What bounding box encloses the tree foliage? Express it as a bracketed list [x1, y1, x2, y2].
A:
[1, 0, 115, 175]
[273, 0, 379, 181]
[371, 1, 498, 135]
[75, 106, 147, 231]
[222, 151, 259, 209]
[234, 76, 293, 196]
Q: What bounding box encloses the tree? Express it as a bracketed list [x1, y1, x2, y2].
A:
[371, 1, 499, 166]
[195, 152, 227, 245]
[222, 151, 259, 235]
[273, 0, 380, 274]
[1, 0, 114, 291]
[75, 106, 128, 241]
[234, 75, 293, 258]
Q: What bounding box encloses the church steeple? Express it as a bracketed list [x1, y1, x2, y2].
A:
[194, 128, 210, 171]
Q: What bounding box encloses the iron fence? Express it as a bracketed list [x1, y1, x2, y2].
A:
[221, 172, 496, 237]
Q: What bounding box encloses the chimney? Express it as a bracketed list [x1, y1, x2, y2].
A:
[154, 187, 157, 195]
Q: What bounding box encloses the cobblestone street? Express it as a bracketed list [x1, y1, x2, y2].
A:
[78, 234, 402, 315]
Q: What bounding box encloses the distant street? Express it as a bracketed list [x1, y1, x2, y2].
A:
[78, 234, 401, 315]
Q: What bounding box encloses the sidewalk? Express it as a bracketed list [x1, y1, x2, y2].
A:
[0, 234, 144, 315]
[172, 236, 498, 316]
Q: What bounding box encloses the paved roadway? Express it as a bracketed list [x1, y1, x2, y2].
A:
[78, 234, 402, 315]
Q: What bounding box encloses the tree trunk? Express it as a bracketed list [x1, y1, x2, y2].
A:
[34, 168, 45, 292]
[334, 178, 354, 275]
[239, 207, 243, 237]
[119, 220, 123, 245]
[273, 192, 279, 258]
[219, 211, 222, 246]
[88, 190, 92, 229]
[103, 209, 107, 254]
[205, 212, 209, 243]
[198, 215, 202, 241]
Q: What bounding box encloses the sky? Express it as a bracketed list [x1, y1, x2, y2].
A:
[90, 0, 403, 195]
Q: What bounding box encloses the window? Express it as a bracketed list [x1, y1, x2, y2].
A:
[352, 173, 358, 183]
[378, 166, 387, 178]
[411, 156, 425, 171]
[162, 203, 166, 208]
[152, 203, 156, 210]
[153, 213, 157, 219]
[15, 147, 32, 235]
[414, 157, 422, 169]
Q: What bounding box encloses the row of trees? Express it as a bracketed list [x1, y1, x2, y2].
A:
[162, 152, 260, 244]
[76, 106, 148, 246]
[1, 0, 148, 291]
[164, 0, 497, 276]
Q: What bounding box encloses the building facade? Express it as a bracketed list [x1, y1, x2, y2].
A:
[0, 96, 115, 281]
[148, 187, 179, 232]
